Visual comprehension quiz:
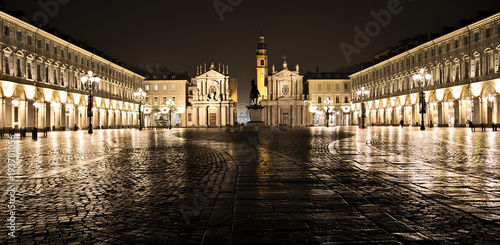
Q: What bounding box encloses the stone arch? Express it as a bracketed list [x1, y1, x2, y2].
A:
[461, 87, 473, 100]
[427, 91, 438, 104]
[481, 84, 496, 98]
[12, 86, 26, 101]
[443, 90, 454, 102]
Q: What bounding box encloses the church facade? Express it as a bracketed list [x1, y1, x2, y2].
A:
[257, 34, 308, 126]
[187, 63, 237, 127]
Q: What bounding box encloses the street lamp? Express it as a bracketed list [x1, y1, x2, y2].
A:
[323, 98, 333, 127]
[412, 68, 431, 131]
[357, 87, 369, 128]
[165, 99, 176, 130]
[81, 71, 100, 134]
[134, 88, 146, 130]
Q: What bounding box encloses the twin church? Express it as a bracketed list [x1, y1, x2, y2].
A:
[143, 33, 344, 128]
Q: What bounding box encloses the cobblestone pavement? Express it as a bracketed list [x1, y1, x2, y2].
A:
[0, 127, 499, 244]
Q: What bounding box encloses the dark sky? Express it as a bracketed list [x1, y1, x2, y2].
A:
[3, 0, 500, 102]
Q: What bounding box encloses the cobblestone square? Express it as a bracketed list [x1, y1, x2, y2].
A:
[1, 127, 499, 244]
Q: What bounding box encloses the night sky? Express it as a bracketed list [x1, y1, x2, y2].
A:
[3, 0, 500, 101]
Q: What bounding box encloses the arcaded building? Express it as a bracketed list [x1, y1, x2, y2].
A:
[0, 10, 144, 131]
[350, 12, 500, 127]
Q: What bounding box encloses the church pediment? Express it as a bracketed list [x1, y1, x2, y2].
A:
[272, 69, 302, 79]
[197, 69, 226, 79]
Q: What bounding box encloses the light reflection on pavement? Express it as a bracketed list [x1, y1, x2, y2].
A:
[331, 126, 500, 215]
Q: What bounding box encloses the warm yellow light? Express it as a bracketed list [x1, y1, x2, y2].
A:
[11, 100, 19, 106]
[44, 91, 52, 102]
[33, 102, 40, 108]
[436, 89, 444, 101]
[452, 87, 461, 99]
[25, 86, 36, 100]
[2, 84, 14, 98]
[471, 84, 481, 97]
[309, 105, 317, 113]
[177, 106, 185, 114]
[59, 92, 67, 104]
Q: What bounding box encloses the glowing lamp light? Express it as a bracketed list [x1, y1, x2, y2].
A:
[448, 101, 454, 107]
[50, 101, 59, 107]
[11, 100, 19, 106]
[309, 105, 317, 113]
[177, 106, 185, 114]
[33, 102, 40, 108]
[452, 87, 461, 99]
[59, 92, 67, 104]
[489, 97, 495, 102]
[2, 84, 14, 98]
[44, 91, 52, 102]
[73, 94, 80, 105]
[467, 99, 472, 105]
[471, 84, 482, 97]
[25, 86, 36, 100]
[436, 89, 445, 102]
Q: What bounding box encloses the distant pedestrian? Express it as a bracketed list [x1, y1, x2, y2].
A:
[493, 123, 497, 131]
[481, 123, 486, 131]
[469, 120, 475, 132]
[400, 119, 404, 127]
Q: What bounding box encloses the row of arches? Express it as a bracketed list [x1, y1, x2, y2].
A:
[352, 81, 499, 127]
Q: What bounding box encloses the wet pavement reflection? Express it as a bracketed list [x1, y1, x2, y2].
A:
[0, 127, 499, 244]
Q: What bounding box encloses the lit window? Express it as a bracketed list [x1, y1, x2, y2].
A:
[154, 97, 158, 105]
[154, 85, 158, 90]
[163, 85, 167, 90]
[172, 85, 176, 90]
[145, 85, 149, 91]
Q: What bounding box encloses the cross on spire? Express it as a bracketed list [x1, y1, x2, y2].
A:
[282, 55, 288, 63]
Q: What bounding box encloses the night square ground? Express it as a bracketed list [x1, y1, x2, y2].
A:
[1, 127, 500, 244]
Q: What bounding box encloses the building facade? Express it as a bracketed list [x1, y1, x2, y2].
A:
[257, 35, 307, 127]
[350, 12, 500, 127]
[142, 80, 188, 128]
[0, 11, 144, 131]
[187, 63, 237, 127]
[306, 73, 352, 126]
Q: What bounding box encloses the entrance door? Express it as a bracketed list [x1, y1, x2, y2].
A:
[209, 113, 217, 126]
[282, 113, 289, 125]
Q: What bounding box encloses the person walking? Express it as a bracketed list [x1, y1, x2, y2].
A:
[469, 120, 475, 132]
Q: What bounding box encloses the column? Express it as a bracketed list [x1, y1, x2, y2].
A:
[496, 95, 500, 124]
[20, 101, 27, 129]
[412, 105, 418, 126]
[473, 97, 480, 124]
[0, 99, 4, 129]
[61, 104, 66, 130]
[480, 97, 488, 124]
[437, 102, 444, 126]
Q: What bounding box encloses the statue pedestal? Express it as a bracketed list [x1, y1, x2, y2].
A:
[245, 105, 266, 128]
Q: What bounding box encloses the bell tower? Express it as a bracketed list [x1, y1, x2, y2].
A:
[256, 33, 268, 102]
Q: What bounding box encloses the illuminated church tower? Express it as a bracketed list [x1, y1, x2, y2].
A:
[256, 33, 268, 102]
